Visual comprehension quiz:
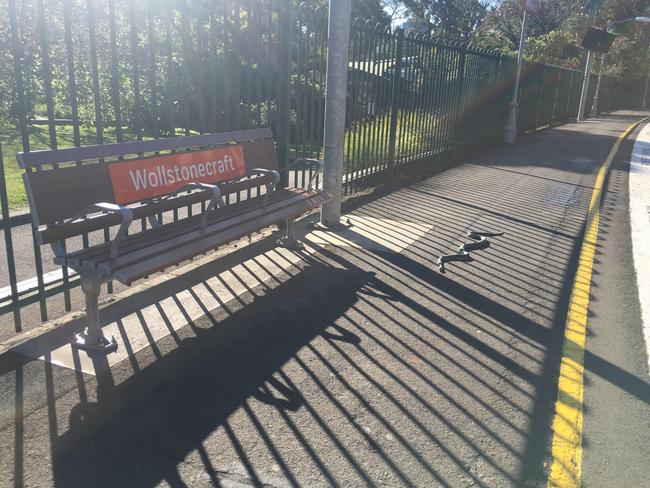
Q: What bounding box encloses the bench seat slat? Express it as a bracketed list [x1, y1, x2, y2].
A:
[40, 173, 275, 244]
[88, 191, 313, 271]
[112, 192, 329, 285]
[56, 188, 303, 266]
[56, 189, 330, 284]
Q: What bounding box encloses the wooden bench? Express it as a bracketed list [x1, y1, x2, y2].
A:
[19, 128, 330, 353]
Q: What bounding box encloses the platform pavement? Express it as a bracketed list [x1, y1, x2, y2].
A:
[1, 111, 649, 487]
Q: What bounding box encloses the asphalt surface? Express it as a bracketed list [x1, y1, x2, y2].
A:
[580, 121, 650, 487]
[1, 112, 649, 487]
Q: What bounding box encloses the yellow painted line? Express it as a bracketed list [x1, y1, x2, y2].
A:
[547, 118, 648, 488]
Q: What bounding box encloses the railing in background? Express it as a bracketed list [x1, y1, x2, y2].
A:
[0, 0, 626, 338]
[292, 12, 623, 196]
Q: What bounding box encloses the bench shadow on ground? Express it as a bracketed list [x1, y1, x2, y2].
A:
[48, 257, 377, 487]
[4, 118, 650, 487]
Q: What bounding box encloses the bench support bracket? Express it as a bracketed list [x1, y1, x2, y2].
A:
[73, 274, 118, 354]
[277, 217, 303, 250]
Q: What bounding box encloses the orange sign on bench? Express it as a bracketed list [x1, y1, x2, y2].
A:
[108, 145, 246, 204]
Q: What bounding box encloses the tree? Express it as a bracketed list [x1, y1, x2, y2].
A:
[477, 0, 592, 52]
[595, 0, 650, 78]
[401, 0, 488, 41]
[304, 0, 392, 25]
[351, 0, 393, 25]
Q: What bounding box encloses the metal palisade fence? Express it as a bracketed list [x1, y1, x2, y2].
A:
[293, 10, 622, 195]
[0, 0, 624, 337]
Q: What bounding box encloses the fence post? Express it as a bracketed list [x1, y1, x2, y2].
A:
[320, 0, 352, 226]
[387, 29, 404, 168]
[534, 65, 545, 130]
[8, 0, 30, 152]
[453, 47, 467, 156]
[551, 70, 561, 124]
[276, 0, 292, 187]
[577, 50, 593, 121]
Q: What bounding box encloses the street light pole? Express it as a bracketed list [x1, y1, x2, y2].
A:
[577, 49, 594, 121]
[590, 53, 605, 116]
[503, 10, 528, 144]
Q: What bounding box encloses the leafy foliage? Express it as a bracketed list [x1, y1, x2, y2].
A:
[474, 0, 650, 78]
[402, 0, 488, 40]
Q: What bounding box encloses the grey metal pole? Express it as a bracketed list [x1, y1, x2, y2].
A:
[590, 53, 605, 116]
[504, 10, 528, 144]
[320, 0, 352, 227]
[577, 50, 593, 121]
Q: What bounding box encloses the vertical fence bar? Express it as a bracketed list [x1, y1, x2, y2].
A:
[88, 0, 103, 144]
[348, 21, 361, 192]
[368, 24, 382, 175]
[108, 0, 123, 142]
[0, 143, 21, 330]
[221, 1, 232, 132]
[377, 28, 393, 171]
[421, 39, 437, 158]
[534, 65, 545, 130]
[209, 7, 220, 132]
[343, 26, 356, 195]
[360, 22, 373, 183]
[254, 2, 263, 129]
[565, 71, 574, 120]
[360, 22, 372, 184]
[180, 7, 192, 135]
[551, 69, 560, 124]
[61, 0, 78, 311]
[387, 29, 403, 169]
[230, 0, 242, 131]
[431, 41, 445, 154]
[453, 47, 466, 156]
[442, 43, 457, 152]
[129, 0, 143, 140]
[8, 0, 30, 152]
[63, 0, 80, 147]
[196, 1, 207, 134]
[163, 1, 176, 137]
[147, 0, 160, 139]
[37, 0, 57, 149]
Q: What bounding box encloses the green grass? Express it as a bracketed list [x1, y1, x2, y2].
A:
[343, 110, 454, 173]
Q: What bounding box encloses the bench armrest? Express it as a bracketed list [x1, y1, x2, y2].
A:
[250, 168, 280, 207]
[68, 202, 134, 259]
[282, 158, 323, 192]
[162, 182, 226, 231]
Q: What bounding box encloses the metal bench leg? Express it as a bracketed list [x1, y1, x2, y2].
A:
[277, 217, 303, 250]
[73, 275, 118, 354]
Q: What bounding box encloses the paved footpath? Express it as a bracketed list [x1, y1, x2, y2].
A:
[1, 111, 649, 488]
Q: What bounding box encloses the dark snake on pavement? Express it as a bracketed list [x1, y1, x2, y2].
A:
[438, 231, 504, 273]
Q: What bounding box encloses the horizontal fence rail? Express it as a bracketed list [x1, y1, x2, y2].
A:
[0, 0, 626, 338]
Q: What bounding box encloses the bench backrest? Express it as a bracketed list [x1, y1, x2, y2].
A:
[20, 128, 279, 244]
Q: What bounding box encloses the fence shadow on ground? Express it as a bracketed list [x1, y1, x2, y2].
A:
[49, 260, 375, 487]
